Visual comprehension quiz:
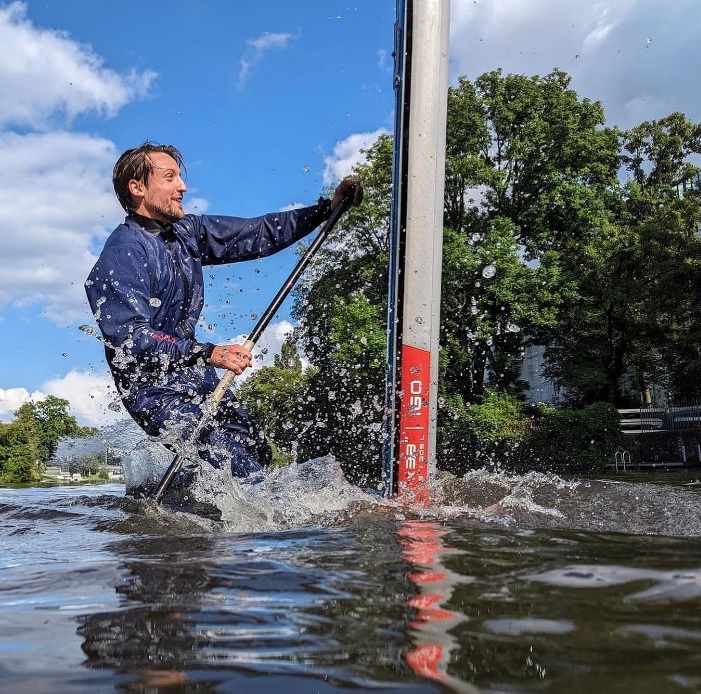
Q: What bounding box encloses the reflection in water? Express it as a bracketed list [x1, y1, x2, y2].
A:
[398, 521, 475, 693]
[74, 521, 437, 692]
[77, 541, 198, 688]
[77, 536, 211, 690]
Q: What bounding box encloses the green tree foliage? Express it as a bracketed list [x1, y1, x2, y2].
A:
[446, 71, 701, 406]
[0, 395, 97, 483]
[620, 113, 701, 400]
[542, 113, 701, 403]
[439, 392, 626, 474]
[446, 69, 620, 254]
[443, 70, 621, 403]
[289, 135, 392, 480]
[282, 69, 701, 475]
[235, 339, 312, 463]
[0, 419, 41, 483]
[524, 402, 628, 472]
[16, 396, 97, 462]
[438, 389, 531, 474]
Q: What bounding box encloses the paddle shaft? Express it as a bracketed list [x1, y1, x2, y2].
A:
[151, 196, 353, 503]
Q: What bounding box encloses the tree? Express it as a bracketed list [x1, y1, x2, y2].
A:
[289, 135, 392, 479]
[0, 419, 41, 483]
[235, 339, 312, 461]
[541, 113, 701, 404]
[445, 73, 701, 406]
[440, 69, 621, 408]
[447, 69, 619, 255]
[0, 396, 98, 483]
[15, 395, 97, 463]
[619, 113, 701, 401]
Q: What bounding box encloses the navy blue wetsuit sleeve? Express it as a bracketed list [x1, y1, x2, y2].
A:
[190, 203, 330, 265]
[85, 241, 200, 370]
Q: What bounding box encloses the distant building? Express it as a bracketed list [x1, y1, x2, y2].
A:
[41, 466, 72, 482]
[519, 344, 563, 405]
[106, 465, 124, 481]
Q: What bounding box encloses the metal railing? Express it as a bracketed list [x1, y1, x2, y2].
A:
[619, 405, 701, 433]
[614, 450, 630, 471]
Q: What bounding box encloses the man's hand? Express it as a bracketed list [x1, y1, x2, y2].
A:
[331, 178, 363, 210]
[209, 344, 253, 374]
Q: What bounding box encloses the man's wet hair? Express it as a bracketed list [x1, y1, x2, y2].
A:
[113, 142, 186, 212]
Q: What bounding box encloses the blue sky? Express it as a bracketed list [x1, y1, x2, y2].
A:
[1, 0, 700, 426]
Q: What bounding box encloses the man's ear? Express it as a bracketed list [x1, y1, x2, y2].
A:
[127, 178, 145, 203]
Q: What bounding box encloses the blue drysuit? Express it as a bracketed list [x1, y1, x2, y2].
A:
[85, 203, 329, 480]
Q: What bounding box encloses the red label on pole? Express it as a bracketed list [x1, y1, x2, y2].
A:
[397, 344, 430, 503]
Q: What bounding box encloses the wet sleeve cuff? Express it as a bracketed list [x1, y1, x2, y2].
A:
[184, 341, 216, 366]
[316, 196, 332, 220]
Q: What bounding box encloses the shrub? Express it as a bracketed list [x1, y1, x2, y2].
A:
[438, 389, 531, 473]
[438, 394, 627, 474]
[524, 402, 628, 472]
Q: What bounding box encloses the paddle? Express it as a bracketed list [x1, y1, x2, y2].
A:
[150, 192, 355, 503]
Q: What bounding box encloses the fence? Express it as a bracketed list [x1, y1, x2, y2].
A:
[618, 405, 701, 467]
[619, 405, 701, 434]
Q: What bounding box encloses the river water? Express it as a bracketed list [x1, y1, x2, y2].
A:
[2, 459, 701, 693]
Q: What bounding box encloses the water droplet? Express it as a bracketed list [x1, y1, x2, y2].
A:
[149, 298, 162, 307]
[482, 264, 496, 279]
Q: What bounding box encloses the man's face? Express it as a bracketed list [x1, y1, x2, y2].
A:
[133, 152, 187, 222]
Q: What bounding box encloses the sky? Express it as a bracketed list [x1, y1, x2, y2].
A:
[0, 0, 699, 427]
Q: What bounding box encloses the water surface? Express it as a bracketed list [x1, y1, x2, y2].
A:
[2, 464, 701, 692]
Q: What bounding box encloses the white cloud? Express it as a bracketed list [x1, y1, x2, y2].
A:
[43, 369, 126, 427]
[448, 0, 701, 128]
[0, 2, 156, 130]
[0, 3, 158, 326]
[0, 386, 44, 421]
[0, 130, 123, 324]
[184, 196, 210, 214]
[377, 48, 392, 73]
[251, 319, 310, 372]
[0, 369, 125, 427]
[322, 128, 388, 186]
[237, 31, 297, 88]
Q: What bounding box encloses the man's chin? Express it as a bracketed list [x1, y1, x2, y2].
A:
[168, 207, 186, 221]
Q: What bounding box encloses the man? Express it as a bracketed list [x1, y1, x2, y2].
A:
[85, 142, 362, 490]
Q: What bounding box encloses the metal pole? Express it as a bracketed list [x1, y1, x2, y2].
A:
[383, 0, 450, 502]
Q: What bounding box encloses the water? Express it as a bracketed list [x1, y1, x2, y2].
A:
[3, 462, 701, 693]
